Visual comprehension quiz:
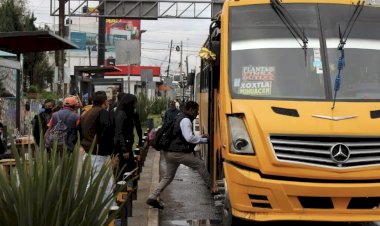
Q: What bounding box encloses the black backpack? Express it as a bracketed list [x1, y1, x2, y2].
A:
[152, 116, 177, 151]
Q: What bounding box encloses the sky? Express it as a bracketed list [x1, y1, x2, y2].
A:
[27, 0, 211, 75]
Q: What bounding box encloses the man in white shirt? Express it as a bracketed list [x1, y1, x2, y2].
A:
[146, 101, 209, 209]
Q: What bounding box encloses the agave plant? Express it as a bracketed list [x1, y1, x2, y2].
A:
[0, 134, 121, 226]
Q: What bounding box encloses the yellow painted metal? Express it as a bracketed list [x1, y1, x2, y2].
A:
[198, 0, 380, 223]
[224, 162, 380, 221]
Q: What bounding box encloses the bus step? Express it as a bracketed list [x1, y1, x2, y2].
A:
[216, 180, 224, 187]
[214, 194, 225, 200]
[214, 200, 224, 207]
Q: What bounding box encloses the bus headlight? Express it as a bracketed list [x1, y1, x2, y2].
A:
[228, 115, 255, 155]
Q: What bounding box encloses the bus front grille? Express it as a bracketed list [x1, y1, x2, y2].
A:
[270, 135, 380, 168]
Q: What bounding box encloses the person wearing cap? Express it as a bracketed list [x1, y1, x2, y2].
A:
[46, 95, 82, 152]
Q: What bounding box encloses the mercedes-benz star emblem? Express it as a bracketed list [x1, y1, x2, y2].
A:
[330, 143, 350, 164]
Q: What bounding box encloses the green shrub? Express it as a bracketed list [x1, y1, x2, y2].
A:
[0, 135, 121, 226]
[136, 93, 150, 123]
[40, 90, 58, 100]
[27, 85, 39, 93]
[149, 97, 169, 115]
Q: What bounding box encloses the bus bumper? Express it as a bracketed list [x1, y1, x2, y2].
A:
[224, 161, 380, 222]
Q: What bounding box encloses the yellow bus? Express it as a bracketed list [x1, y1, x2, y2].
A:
[198, 0, 380, 225]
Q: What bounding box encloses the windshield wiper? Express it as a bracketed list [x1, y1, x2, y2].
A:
[270, 0, 308, 64]
[332, 1, 364, 109]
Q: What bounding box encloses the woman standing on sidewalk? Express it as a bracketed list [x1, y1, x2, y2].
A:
[114, 94, 142, 181]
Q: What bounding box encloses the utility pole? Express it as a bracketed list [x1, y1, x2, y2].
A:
[98, 0, 105, 66]
[186, 55, 189, 81]
[180, 41, 184, 101]
[186, 55, 189, 100]
[164, 40, 173, 99]
[166, 40, 173, 79]
[127, 51, 131, 93]
[88, 46, 91, 66]
[57, 0, 65, 98]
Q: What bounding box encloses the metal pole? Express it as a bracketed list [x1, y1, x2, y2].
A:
[88, 46, 91, 66]
[127, 51, 130, 93]
[98, 0, 105, 66]
[58, 0, 65, 98]
[165, 40, 173, 98]
[166, 40, 173, 78]
[180, 41, 184, 101]
[186, 55, 189, 100]
[16, 54, 21, 130]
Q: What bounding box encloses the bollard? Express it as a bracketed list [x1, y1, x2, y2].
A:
[124, 169, 139, 201]
[141, 137, 148, 162]
[109, 205, 126, 226]
[116, 181, 127, 192]
[132, 182, 138, 201]
[133, 148, 143, 173]
[133, 148, 140, 156]
[117, 191, 132, 219]
[116, 180, 132, 222]
[123, 192, 133, 217]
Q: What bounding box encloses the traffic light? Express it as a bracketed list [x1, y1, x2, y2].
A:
[187, 72, 195, 86]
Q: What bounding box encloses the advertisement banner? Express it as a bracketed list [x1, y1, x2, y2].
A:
[70, 32, 98, 51]
[106, 19, 141, 51]
[69, 19, 140, 52]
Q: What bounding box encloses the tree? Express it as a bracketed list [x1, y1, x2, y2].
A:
[0, 0, 23, 32]
[0, 0, 55, 93]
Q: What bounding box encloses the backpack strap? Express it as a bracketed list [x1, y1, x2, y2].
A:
[52, 111, 72, 132]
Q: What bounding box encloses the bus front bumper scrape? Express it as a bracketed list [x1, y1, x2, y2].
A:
[224, 162, 380, 222]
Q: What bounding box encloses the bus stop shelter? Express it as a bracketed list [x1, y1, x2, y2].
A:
[72, 65, 122, 103]
[0, 31, 78, 129]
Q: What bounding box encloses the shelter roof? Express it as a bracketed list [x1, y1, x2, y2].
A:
[0, 31, 78, 54]
[74, 66, 122, 74]
[105, 65, 161, 76]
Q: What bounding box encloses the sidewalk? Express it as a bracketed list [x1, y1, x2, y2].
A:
[127, 147, 160, 226]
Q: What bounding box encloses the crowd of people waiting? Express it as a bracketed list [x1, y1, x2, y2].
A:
[29, 92, 143, 187]
[0, 93, 210, 212]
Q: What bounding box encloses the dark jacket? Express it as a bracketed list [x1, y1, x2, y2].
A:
[32, 112, 52, 145]
[80, 106, 114, 156]
[114, 107, 143, 146]
[0, 136, 5, 154]
[114, 94, 142, 174]
[114, 109, 140, 173]
[168, 113, 195, 153]
[163, 108, 180, 125]
[114, 110, 129, 153]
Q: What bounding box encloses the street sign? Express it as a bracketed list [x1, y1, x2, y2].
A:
[147, 81, 155, 90]
[141, 69, 153, 82]
[116, 40, 141, 65]
[164, 77, 172, 85]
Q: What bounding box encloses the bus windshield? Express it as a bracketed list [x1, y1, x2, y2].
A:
[229, 3, 380, 100]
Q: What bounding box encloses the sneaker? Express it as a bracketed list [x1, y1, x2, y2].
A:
[146, 198, 164, 209]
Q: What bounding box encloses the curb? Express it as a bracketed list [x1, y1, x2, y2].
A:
[148, 150, 160, 226]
